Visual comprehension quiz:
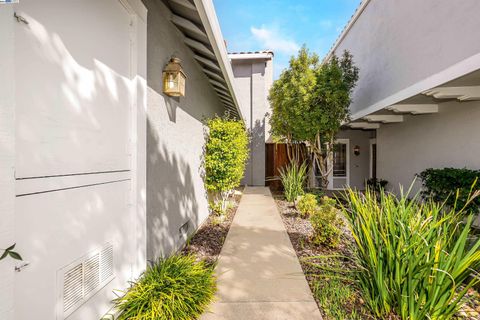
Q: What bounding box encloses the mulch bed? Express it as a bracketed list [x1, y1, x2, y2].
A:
[273, 190, 480, 320]
[182, 189, 243, 265]
[272, 191, 373, 319]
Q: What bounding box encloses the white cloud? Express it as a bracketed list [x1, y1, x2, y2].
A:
[250, 25, 300, 55]
[319, 20, 333, 30]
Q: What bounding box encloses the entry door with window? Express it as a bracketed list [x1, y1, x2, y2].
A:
[328, 139, 350, 190]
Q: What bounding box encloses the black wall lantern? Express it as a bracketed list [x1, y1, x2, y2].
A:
[354, 145, 360, 156]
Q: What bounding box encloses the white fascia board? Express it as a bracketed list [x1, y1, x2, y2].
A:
[348, 122, 380, 129]
[350, 52, 480, 121]
[229, 52, 273, 60]
[386, 104, 438, 114]
[363, 115, 404, 123]
[193, 0, 244, 121]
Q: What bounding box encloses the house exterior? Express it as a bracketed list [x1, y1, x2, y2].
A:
[324, 0, 480, 193]
[0, 0, 244, 319]
[229, 51, 274, 186]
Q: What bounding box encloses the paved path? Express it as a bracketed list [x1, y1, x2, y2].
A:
[202, 187, 322, 320]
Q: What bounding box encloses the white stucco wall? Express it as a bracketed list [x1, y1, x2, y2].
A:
[143, 0, 226, 259]
[333, 0, 480, 116]
[231, 57, 273, 186]
[0, 6, 16, 320]
[377, 100, 480, 194]
[3, 1, 148, 319]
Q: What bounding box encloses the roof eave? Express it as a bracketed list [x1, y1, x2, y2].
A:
[193, 0, 244, 120]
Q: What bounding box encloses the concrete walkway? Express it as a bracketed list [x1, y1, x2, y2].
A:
[202, 187, 322, 320]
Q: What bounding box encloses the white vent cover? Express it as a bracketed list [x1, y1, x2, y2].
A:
[57, 243, 115, 319]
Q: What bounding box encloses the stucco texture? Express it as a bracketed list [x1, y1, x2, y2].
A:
[334, 0, 480, 116]
[143, 0, 226, 259]
[377, 100, 480, 194]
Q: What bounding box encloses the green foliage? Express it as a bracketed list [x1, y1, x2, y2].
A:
[114, 254, 216, 320]
[310, 197, 342, 247]
[305, 188, 325, 203]
[208, 201, 225, 216]
[0, 243, 22, 261]
[314, 277, 363, 320]
[268, 47, 359, 188]
[418, 167, 480, 213]
[297, 193, 318, 218]
[342, 188, 480, 319]
[204, 116, 249, 209]
[279, 162, 308, 203]
[365, 178, 388, 192]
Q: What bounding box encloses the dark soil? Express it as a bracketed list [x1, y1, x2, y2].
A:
[182, 189, 243, 265]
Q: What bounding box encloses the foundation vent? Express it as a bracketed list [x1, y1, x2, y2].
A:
[58, 243, 115, 319]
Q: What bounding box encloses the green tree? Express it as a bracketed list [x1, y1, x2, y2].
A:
[269, 48, 359, 189]
[204, 116, 249, 211]
[268, 46, 319, 163]
[309, 51, 359, 188]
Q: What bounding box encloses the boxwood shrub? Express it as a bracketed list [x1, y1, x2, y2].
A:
[418, 167, 480, 213]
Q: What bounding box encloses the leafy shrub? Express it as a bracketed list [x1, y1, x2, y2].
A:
[205, 116, 249, 210]
[365, 178, 388, 191]
[279, 162, 307, 203]
[310, 196, 342, 247]
[297, 193, 318, 218]
[305, 188, 325, 203]
[418, 167, 480, 213]
[114, 254, 216, 320]
[343, 188, 480, 319]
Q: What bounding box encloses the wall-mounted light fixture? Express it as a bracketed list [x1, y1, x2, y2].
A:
[163, 57, 186, 97]
[354, 145, 360, 156]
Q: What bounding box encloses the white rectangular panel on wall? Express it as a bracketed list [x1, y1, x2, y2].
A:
[14, 0, 133, 178]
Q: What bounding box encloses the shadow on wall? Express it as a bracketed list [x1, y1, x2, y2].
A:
[244, 119, 266, 186]
[146, 118, 201, 260]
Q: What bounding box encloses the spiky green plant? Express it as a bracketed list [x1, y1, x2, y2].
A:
[279, 162, 308, 203]
[342, 187, 480, 319]
[114, 254, 216, 320]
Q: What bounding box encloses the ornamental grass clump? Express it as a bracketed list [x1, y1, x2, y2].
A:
[114, 254, 216, 320]
[279, 162, 307, 204]
[342, 187, 480, 320]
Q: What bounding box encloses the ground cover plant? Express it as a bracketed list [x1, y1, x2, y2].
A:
[114, 254, 216, 320]
[204, 115, 249, 213]
[343, 188, 480, 319]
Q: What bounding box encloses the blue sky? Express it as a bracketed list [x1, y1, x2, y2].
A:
[213, 0, 362, 78]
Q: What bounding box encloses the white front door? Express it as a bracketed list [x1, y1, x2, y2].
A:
[327, 139, 350, 190]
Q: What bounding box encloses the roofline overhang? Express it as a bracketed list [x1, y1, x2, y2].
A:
[229, 52, 274, 61]
[192, 0, 244, 120]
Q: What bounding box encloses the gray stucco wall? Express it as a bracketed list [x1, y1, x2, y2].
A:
[336, 129, 375, 190]
[377, 100, 480, 194]
[143, 0, 225, 259]
[334, 0, 480, 116]
[231, 59, 272, 186]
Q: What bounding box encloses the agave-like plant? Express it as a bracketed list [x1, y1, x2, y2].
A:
[342, 187, 480, 319]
